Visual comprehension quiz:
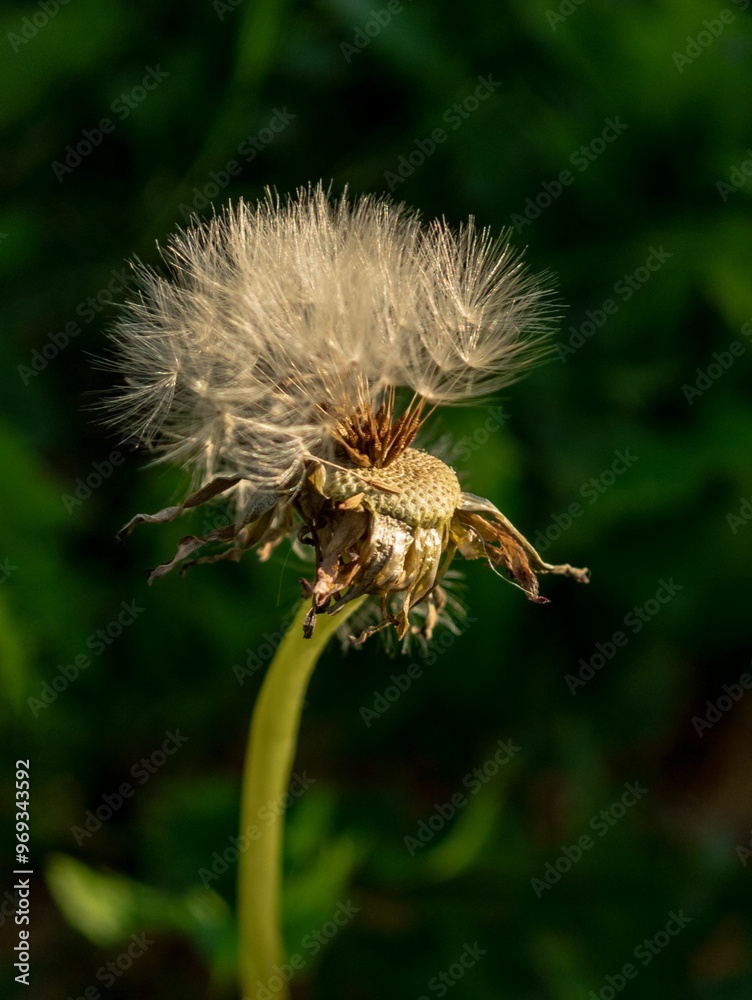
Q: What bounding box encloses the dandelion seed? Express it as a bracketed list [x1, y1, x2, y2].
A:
[104, 183, 589, 642]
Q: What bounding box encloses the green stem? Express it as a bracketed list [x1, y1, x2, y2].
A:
[238, 598, 365, 999]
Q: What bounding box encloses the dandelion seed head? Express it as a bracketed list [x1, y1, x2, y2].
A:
[108, 183, 588, 643]
[105, 184, 555, 491]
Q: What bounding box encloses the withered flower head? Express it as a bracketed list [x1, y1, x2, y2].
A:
[106, 184, 589, 643]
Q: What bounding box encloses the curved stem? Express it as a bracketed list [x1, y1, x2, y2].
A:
[238, 598, 365, 999]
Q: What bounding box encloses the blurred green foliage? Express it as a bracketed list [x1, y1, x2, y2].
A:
[2, 0, 752, 997]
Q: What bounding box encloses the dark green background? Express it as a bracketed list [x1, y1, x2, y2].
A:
[2, 0, 751, 997]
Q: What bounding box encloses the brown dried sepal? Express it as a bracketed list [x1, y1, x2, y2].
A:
[451, 506, 590, 603]
[116, 475, 243, 541]
[116, 474, 291, 583]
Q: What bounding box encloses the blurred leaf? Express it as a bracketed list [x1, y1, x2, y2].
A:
[46, 853, 234, 973]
